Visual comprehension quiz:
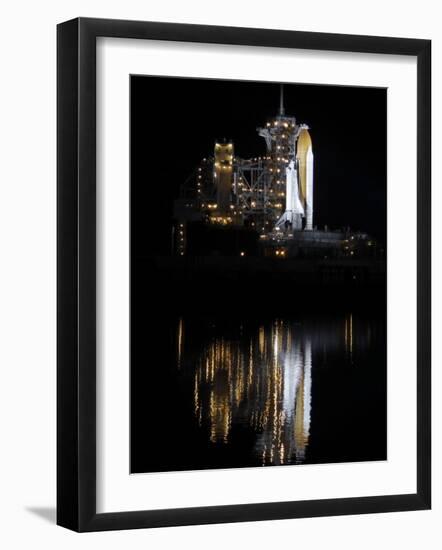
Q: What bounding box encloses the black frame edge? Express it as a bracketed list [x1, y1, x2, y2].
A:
[82, 493, 428, 532]
[79, 16, 428, 55]
[57, 18, 80, 531]
[416, 39, 431, 510]
[57, 17, 432, 532]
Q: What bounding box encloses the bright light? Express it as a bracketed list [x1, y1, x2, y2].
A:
[240, 251, 245, 257]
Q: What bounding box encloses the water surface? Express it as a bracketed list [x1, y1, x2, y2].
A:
[131, 312, 386, 473]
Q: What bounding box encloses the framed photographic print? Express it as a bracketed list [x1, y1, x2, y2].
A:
[57, 17, 431, 531]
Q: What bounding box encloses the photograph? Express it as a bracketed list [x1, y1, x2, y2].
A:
[0, 1, 434, 542]
[130, 76, 387, 474]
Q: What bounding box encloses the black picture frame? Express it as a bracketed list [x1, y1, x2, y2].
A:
[57, 17, 431, 532]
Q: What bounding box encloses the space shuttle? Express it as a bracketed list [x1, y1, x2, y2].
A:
[276, 125, 314, 231]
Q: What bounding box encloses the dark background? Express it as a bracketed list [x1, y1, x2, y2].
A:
[131, 76, 387, 259]
[130, 77, 387, 473]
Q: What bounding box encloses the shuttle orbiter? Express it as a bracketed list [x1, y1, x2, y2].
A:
[276, 125, 314, 232]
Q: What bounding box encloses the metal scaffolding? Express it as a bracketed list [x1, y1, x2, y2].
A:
[174, 86, 315, 254]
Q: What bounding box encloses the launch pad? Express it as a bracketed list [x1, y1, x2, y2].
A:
[173, 86, 377, 260]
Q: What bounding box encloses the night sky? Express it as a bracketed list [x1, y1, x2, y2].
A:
[131, 76, 387, 257]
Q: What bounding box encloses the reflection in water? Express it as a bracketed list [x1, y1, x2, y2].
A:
[183, 319, 313, 465]
[131, 311, 386, 473]
[177, 317, 184, 369]
[344, 313, 353, 363]
[169, 313, 383, 466]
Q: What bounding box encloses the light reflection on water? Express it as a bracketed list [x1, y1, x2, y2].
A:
[177, 315, 361, 466]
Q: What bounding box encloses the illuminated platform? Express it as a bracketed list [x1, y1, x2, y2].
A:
[260, 229, 379, 259]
